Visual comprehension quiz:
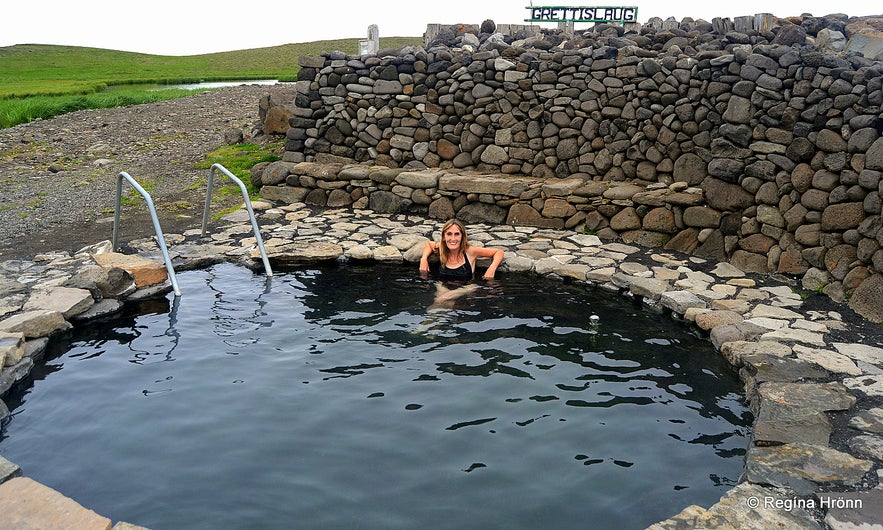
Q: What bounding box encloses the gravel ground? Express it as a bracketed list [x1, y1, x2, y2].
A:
[0, 84, 275, 260]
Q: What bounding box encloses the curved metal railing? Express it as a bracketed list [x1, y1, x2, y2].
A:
[112, 172, 182, 296]
[201, 163, 273, 277]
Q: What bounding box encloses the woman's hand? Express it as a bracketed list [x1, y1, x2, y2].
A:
[419, 241, 434, 276]
[481, 248, 504, 279]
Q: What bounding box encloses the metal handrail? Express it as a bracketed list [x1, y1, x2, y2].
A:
[113, 172, 182, 297]
[201, 163, 273, 277]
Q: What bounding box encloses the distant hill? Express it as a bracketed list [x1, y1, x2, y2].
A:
[0, 38, 422, 98]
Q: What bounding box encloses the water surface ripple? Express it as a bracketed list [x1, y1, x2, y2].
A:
[0, 263, 751, 529]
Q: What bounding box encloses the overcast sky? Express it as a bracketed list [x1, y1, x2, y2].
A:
[2, 1, 879, 56]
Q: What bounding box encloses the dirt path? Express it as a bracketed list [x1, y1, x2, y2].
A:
[0, 85, 277, 260]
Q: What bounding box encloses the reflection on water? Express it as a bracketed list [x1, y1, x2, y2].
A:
[0, 262, 751, 530]
[103, 79, 281, 92]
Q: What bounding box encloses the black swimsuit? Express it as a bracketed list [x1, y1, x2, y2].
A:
[438, 257, 473, 281]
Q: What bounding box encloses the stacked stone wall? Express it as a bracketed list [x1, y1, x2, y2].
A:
[259, 14, 883, 321]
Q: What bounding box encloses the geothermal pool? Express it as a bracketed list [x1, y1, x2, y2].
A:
[0, 263, 750, 529]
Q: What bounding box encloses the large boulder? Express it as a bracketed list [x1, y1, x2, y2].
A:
[672, 153, 707, 185]
[369, 190, 412, 214]
[867, 137, 883, 170]
[844, 16, 883, 59]
[506, 203, 564, 228]
[259, 90, 299, 135]
[849, 274, 883, 323]
[701, 178, 754, 211]
[456, 202, 507, 225]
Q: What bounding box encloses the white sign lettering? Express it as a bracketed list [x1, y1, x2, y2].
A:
[525, 6, 638, 23]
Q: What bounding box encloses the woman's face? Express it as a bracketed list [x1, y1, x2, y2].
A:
[443, 226, 463, 251]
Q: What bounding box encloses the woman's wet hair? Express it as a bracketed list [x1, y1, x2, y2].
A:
[439, 219, 469, 265]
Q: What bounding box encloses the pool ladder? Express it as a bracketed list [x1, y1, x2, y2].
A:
[112, 163, 273, 296]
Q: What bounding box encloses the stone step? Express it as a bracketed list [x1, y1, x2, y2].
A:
[0, 476, 112, 530]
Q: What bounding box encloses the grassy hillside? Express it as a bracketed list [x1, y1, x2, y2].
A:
[0, 37, 422, 128]
[0, 38, 423, 98]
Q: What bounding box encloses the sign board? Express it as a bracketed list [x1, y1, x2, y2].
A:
[525, 6, 638, 24]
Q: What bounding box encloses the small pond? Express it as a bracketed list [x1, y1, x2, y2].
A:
[0, 263, 751, 529]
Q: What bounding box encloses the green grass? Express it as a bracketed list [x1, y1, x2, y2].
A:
[196, 140, 285, 200]
[0, 88, 198, 129]
[0, 38, 422, 128]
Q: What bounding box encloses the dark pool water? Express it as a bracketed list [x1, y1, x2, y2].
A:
[0, 263, 750, 529]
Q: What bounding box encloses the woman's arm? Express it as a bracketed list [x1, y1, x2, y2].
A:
[419, 241, 437, 273]
[469, 246, 504, 279]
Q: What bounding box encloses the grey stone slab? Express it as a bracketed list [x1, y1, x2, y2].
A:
[710, 322, 767, 350]
[720, 340, 792, 366]
[0, 455, 22, 484]
[534, 256, 576, 275]
[820, 489, 883, 530]
[0, 357, 34, 396]
[659, 290, 706, 314]
[112, 522, 151, 530]
[600, 242, 639, 254]
[833, 342, 883, 366]
[24, 337, 49, 361]
[170, 244, 233, 270]
[0, 477, 113, 529]
[567, 233, 602, 247]
[849, 407, 883, 434]
[711, 262, 745, 278]
[760, 328, 827, 347]
[843, 375, 883, 398]
[262, 241, 343, 262]
[619, 262, 650, 275]
[754, 382, 856, 414]
[71, 299, 124, 322]
[627, 276, 671, 300]
[846, 33, 883, 64]
[848, 434, 883, 461]
[0, 331, 25, 367]
[585, 267, 615, 282]
[647, 482, 822, 529]
[553, 264, 591, 280]
[371, 245, 403, 263]
[793, 345, 862, 376]
[745, 443, 873, 495]
[754, 404, 832, 446]
[501, 255, 534, 272]
[0, 293, 26, 319]
[124, 283, 174, 302]
[745, 316, 789, 330]
[741, 352, 828, 386]
[749, 304, 803, 320]
[0, 310, 71, 339]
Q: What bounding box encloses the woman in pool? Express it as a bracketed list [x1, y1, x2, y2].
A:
[418, 219, 504, 281]
[414, 219, 504, 328]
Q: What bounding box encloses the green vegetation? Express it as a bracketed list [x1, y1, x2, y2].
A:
[117, 177, 158, 206]
[0, 37, 422, 128]
[0, 88, 197, 129]
[196, 140, 285, 200]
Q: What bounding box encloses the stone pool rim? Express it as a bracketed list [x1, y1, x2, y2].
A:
[1, 202, 882, 529]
